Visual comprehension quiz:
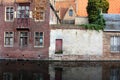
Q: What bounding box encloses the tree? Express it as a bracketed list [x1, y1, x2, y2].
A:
[81, 0, 109, 31]
[87, 0, 109, 23]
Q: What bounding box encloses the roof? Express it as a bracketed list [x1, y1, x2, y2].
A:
[108, 0, 120, 14]
[103, 14, 120, 31]
[55, 0, 76, 19]
[55, 0, 120, 17]
[77, 0, 120, 17]
[59, 8, 68, 19]
[77, 0, 88, 17]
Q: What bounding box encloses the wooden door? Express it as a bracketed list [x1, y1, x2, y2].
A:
[55, 39, 62, 52]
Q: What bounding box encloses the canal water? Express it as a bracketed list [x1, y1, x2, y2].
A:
[0, 61, 120, 80]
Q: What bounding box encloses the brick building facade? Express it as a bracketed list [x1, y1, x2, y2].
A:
[0, 0, 50, 59]
[103, 14, 120, 60]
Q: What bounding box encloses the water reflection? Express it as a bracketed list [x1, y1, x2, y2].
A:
[0, 61, 49, 80]
[0, 61, 120, 80]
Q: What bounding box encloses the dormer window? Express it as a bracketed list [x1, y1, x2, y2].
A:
[69, 9, 73, 16]
[17, 3, 30, 18]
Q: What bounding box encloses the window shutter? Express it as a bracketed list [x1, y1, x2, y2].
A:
[29, 11, 32, 18]
[14, 11, 16, 18]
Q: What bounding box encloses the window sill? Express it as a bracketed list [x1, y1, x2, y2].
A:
[34, 20, 44, 22]
[5, 20, 14, 22]
[34, 46, 44, 48]
[111, 51, 120, 54]
[4, 45, 13, 47]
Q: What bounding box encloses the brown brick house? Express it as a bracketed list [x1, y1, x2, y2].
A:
[0, 0, 50, 59]
[103, 14, 120, 60]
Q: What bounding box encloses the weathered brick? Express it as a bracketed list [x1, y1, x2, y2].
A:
[0, 0, 50, 60]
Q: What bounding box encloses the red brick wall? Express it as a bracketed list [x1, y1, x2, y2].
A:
[0, 1, 50, 60]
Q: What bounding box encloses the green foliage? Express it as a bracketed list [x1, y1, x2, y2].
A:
[83, 0, 109, 31]
[55, 50, 63, 54]
[87, 0, 109, 23]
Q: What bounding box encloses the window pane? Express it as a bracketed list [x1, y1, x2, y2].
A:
[6, 7, 10, 12]
[35, 37, 40, 46]
[35, 32, 39, 36]
[40, 37, 43, 45]
[6, 13, 9, 20]
[40, 32, 43, 36]
[69, 10, 73, 16]
[5, 38, 9, 45]
[20, 32, 28, 47]
[10, 38, 13, 45]
[26, 6, 29, 10]
[110, 36, 120, 52]
[35, 32, 43, 46]
[20, 32, 28, 37]
[10, 13, 14, 20]
[25, 11, 29, 18]
[10, 8, 13, 12]
[22, 6, 25, 10]
[5, 32, 9, 37]
[17, 6, 21, 10]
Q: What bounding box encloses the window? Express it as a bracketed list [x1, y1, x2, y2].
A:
[17, 4, 30, 18]
[69, 9, 73, 16]
[33, 7, 45, 21]
[4, 32, 14, 47]
[20, 32, 28, 47]
[5, 7, 14, 21]
[34, 32, 44, 47]
[110, 36, 120, 52]
[3, 72, 12, 80]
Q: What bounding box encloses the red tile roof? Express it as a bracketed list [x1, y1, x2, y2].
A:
[55, 0, 120, 17]
[55, 0, 76, 19]
[108, 0, 120, 14]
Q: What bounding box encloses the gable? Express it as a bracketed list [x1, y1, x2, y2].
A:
[63, 6, 76, 20]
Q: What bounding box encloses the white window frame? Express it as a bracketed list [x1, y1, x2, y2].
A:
[16, 5, 30, 19]
[110, 36, 120, 53]
[19, 32, 29, 47]
[34, 32, 44, 48]
[34, 8, 45, 22]
[4, 32, 14, 47]
[5, 6, 14, 22]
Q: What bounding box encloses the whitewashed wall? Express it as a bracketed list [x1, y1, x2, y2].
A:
[49, 29, 103, 58]
[75, 17, 88, 25]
